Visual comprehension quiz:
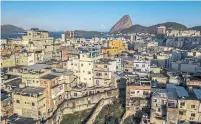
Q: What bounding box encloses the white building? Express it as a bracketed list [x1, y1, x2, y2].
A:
[167, 72, 181, 85]
[171, 58, 201, 73]
[157, 26, 166, 34]
[67, 51, 103, 87]
[171, 49, 188, 62]
[133, 60, 151, 72]
[114, 57, 122, 72]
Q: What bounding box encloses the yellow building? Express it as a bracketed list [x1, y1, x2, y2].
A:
[1, 54, 16, 68]
[178, 99, 201, 122]
[103, 40, 125, 56]
[188, 51, 201, 57]
[151, 73, 168, 84]
[13, 86, 46, 119]
[103, 48, 120, 56]
[15, 52, 35, 66]
[109, 40, 123, 48]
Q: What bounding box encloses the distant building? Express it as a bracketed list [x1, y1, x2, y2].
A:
[157, 26, 166, 34]
[64, 31, 74, 41]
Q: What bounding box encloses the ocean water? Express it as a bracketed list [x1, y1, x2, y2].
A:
[1, 32, 64, 39]
[1, 32, 120, 39]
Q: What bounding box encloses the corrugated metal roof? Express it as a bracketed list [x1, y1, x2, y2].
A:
[193, 89, 201, 100]
[166, 84, 177, 89]
[175, 86, 189, 97]
[152, 88, 167, 98]
[167, 91, 178, 100]
[152, 88, 167, 93]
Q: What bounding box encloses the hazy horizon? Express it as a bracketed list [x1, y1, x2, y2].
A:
[2, 1, 201, 31]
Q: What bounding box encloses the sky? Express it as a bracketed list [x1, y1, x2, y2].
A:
[1, 1, 201, 31]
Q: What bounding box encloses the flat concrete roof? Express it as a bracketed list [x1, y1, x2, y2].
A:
[14, 87, 45, 95]
[41, 74, 59, 80]
[21, 64, 50, 71]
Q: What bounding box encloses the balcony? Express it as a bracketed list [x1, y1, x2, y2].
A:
[94, 66, 110, 71]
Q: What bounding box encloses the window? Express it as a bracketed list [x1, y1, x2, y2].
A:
[81, 64, 83, 67]
[137, 91, 139, 93]
[179, 111, 183, 115]
[191, 113, 195, 117]
[153, 99, 157, 102]
[143, 91, 148, 95]
[158, 108, 161, 112]
[180, 102, 185, 106]
[16, 100, 20, 103]
[74, 93, 77, 96]
[96, 80, 99, 85]
[88, 71, 91, 74]
[89, 78, 91, 80]
[105, 73, 107, 76]
[116, 66, 118, 69]
[38, 111, 41, 115]
[131, 91, 135, 94]
[142, 64, 145, 67]
[89, 63, 91, 65]
[191, 105, 195, 108]
[104, 65, 107, 68]
[32, 102, 35, 106]
[136, 64, 139, 67]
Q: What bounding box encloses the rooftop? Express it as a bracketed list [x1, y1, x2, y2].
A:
[14, 87, 45, 95]
[193, 89, 201, 100]
[41, 74, 59, 80]
[4, 78, 21, 88]
[151, 73, 166, 78]
[175, 86, 189, 97]
[189, 76, 201, 81]
[21, 64, 50, 71]
[152, 88, 167, 98]
[1, 91, 10, 101]
[166, 84, 189, 98]
[6, 114, 38, 124]
[95, 58, 115, 64]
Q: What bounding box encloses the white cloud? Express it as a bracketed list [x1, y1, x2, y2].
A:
[100, 24, 107, 29]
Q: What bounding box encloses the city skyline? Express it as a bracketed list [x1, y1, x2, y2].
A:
[2, 1, 201, 31]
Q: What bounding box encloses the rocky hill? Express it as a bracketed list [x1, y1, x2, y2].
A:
[188, 26, 201, 32]
[121, 22, 188, 34]
[109, 15, 133, 34]
[1, 24, 25, 34]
